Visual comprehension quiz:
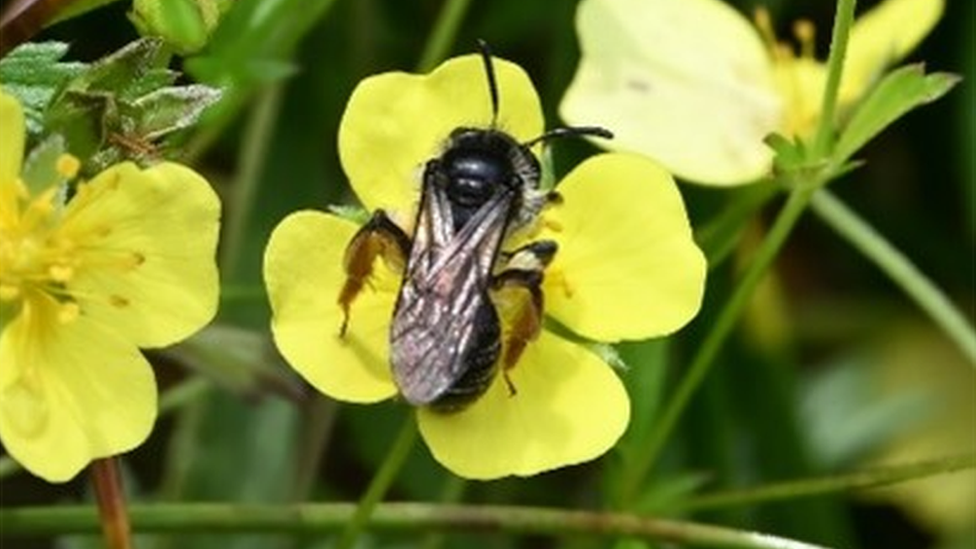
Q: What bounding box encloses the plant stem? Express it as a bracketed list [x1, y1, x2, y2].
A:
[0, 503, 828, 549]
[810, 189, 976, 365]
[334, 415, 418, 549]
[90, 457, 133, 549]
[221, 84, 284, 279]
[683, 453, 975, 511]
[624, 185, 817, 506]
[812, 0, 857, 157]
[416, 0, 473, 73]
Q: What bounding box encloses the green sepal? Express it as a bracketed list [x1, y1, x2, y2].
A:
[38, 38, 222, 173]
[20, 134, 70, 198]
[327, 204, 371, 225]
[0, 42, 85, 136]
[835, 64, 961, 165]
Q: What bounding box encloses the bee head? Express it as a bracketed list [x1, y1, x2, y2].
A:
[437, 128, 540, 209]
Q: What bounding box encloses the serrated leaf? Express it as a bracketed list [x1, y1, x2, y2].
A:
[44, 90, 112, 161]
[835, 64, 961, 164]
[0, 42, 86, 134]
[37, 38, 221, 172]
[130, 84, 222, 139]
[63, 38, 174, 98]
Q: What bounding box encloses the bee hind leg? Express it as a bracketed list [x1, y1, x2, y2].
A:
[338, 210, 411, 336]
[492, 240, 558, 395]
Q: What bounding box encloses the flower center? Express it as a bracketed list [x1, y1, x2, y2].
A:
[754, 7, 824, 138]
[0, 159, 83, 324]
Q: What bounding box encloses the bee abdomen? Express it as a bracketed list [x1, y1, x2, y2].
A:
[430, 300, 501, 411]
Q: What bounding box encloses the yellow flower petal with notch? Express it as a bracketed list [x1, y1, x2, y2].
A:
[0, 295, 156, 482]
[541, 153, 706, 341]
[338, 55, 544, 214]
[62, 162, 220, 347]
[265, 212, 398, 403]
[417, 331, 629, 479]
[560, 0, 944, 186]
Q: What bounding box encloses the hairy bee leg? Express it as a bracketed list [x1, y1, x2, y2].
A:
[492, 240, 558, 395]
[338, 210, 411, 336]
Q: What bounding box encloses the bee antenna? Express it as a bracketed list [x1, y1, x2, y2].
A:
[477, 39, 500, 127]
[522, 126, 614, 149]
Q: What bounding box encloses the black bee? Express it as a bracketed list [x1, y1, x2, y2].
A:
[338, 42, 611, 411]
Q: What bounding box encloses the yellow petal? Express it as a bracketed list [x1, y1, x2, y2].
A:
[0, 88, 25, 185]
[62, 162, 220, 348]
[541, 153, 706, 341]
[0, 295, 156, 482]
[338, 54, 544, 212]
[841, 0, 945, 102]
[560, 0, 782, 185]
[417, 330, 628, 479]
[264, 211, 398, 402]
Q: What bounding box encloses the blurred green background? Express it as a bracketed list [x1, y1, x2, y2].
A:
[0, 0, 972, 548]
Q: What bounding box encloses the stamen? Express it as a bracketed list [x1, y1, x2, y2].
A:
[753, 7, 780, 55]
[793, 19, 816, 59]
[48, 264, 73, 282]
[543, 218, 563, 232]
[0, 284, 20, 300]
[56, 154, 81, 179]
[57, 301, 80, 323]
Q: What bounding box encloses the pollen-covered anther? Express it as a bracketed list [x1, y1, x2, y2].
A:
[548, 269, 575, 299]
[543, 218, 563, 232]
[0, 284, 21, 300]
[55, 154, 81, 179]
[57, 301, 79, 324]
[48, 264, 74, 282]
[793, 19, 816, 59]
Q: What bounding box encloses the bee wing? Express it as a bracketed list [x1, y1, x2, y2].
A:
[391, 181, 514, 405]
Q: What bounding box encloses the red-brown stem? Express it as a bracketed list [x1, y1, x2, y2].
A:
[90, 457, 134, 549]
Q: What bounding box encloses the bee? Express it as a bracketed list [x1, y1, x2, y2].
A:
[338, 42, 611, 411]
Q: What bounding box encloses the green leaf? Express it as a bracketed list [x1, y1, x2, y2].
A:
[37, 38, 221, 173]
[130, 84, 222, 139]
[835, 65, 961, 164]
[60, 38, 176, 99]
[0, 42, 85, 135]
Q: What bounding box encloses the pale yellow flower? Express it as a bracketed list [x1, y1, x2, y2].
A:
[560, 0, 944, 185]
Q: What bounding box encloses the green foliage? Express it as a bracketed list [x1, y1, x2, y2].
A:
[0, 42, 84, 134]
[835, 65, 961, 165]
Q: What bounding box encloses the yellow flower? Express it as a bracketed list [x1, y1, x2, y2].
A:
[559, 0, 944, 186]
[0, 88, 220, 482]
[264, 55, 706, 479]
